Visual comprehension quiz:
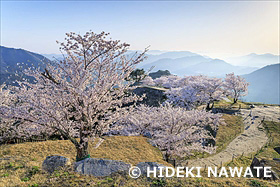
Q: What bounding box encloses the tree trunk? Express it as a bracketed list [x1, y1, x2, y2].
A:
[165, 152, 170, 163]
[206, 103, 211, 111]
[76, 142, 89, 161]
[233, 98, 238, 103]
[206, 101, 214, 111]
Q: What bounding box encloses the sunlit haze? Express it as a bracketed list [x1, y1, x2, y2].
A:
[1, 1, 279, 59]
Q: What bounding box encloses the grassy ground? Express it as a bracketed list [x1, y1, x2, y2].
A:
[257, 121, 280, 159]
[0, 136, 169, 166]
[0, 114, 245, 187]
[1, 161, 279, 187]
[214, 97, 279, 109]
[0, 119, 279, 186]
[215, 115, 244, 153]
[1, 131, 279, 186]
[214, 98, 250, 109]
[0, 136, 170, 187]
[27, 172, 280, 187]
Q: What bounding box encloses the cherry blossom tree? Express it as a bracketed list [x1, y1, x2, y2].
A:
[153, 76, 169, 87]
[0, 85, 24, 143]
[161, 75, 182, 88]
[141, 76, 155, 86]
[165, 86, 200, 110]
[224, 73, 249, 103]
[0, 84, 54, 143]
[0, 31, 147, 160]
[115, 104, 223, 164]
[152, 75, 181, 88]
[197, 76, 224, 110]
[164, 75, 224, 110]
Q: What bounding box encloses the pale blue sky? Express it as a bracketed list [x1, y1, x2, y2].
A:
[1, 1, 279, 58]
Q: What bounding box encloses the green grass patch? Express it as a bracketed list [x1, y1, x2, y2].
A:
[215, 115, 244, 153]
[255, 121, 280, 160]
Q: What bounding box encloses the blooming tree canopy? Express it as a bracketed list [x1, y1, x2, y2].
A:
[141, 76, 155, 86]
[151, 75, 181, 88]
[141, 74, 250, 110]
[224, 73, 249, 103]
[115, 104, 223, 163]
[155, 75, 225, 110]
[0, 31, 147, 160]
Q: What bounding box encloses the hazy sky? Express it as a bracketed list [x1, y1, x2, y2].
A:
[1, 1, 279, 59]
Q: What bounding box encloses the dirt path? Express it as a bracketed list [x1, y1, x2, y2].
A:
[187, 105, 280, 168]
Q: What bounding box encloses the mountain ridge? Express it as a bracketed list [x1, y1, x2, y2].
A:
[0, 46, 50, 84]
[225, 53, 279, 68]
[1, 46, 279, 104]
[242, 63, 280, 104]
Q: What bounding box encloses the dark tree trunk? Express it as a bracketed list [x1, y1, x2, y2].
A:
[165, 152, 176, 167]
[76, 141, 89, 161]
[233, 98, 238, 103]
[206, 101, 215, 111]
[165, 152, 170, 163]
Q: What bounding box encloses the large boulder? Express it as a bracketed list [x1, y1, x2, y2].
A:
[250, 157, 279, 180]
[74, 158, 131, 176]
[274, 147, 280, 154]
[142, 131, 153, 139]
[42, 155, 70, 173]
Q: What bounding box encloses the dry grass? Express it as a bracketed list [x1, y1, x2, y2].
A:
[0, 136, 170, 187]
[0, 136, 168, 166]
[0, 121, 279, 187]
[0, 134, 279, 187]
[214, 98, 250, 109]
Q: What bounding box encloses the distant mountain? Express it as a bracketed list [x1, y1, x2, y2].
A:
[175, 59, 258, 76]
[145, 50, 167, 55]
[42, 53, 64, 61]
[226, 53, 279, 68]
[150, 51, 200, 59]
[0, 46, 50, 85]
[137, 51, 258, 77]
[140, 55, 211, 74]
[137, 51, 203, 67]
[242, 63, 280, 104]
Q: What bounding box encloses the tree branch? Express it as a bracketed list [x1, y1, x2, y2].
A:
[41, 68, 59, 85]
